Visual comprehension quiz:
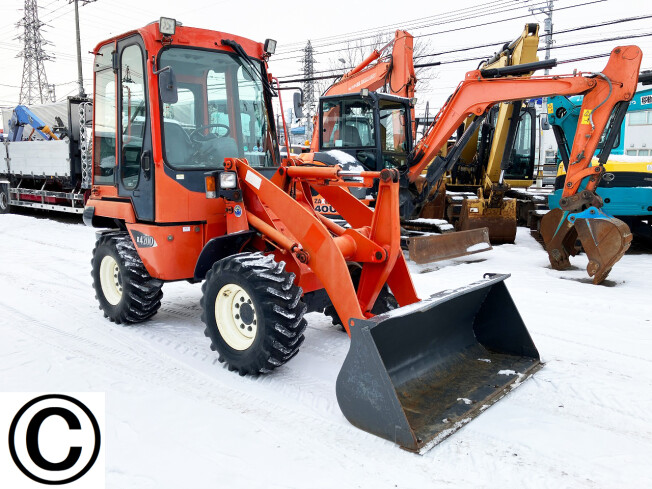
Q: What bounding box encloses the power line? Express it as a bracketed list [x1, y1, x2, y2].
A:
[277, 0, 520, 51]
[277, 30, 652, 85]
[272, 0, 604, 62]
[276, 13, 649, 81]
[414, 13, 652, 60]
[273, 0, 552, 61]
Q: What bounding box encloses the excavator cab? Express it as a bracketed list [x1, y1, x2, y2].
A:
[318, 91, 413, 172]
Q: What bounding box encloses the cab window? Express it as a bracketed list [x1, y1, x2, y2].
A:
[93, 43, 116, 185]
[120, 44, 147, 189]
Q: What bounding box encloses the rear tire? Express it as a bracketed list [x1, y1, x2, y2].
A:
[201, 252, 306, 376]
[91, 232, 163, 324]
[0, 183, 9, 214]
[323, 263, 398, 329]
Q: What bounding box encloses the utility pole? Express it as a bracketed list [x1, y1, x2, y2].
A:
[529, 0, 555, 186]
[529, 0, 554, 74]
[17, 0, 55, 105]
[69, 0, 97, 98]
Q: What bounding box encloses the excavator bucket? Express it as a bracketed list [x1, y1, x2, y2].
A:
[541, 207, 632, 284]
[336, 274, 540, 452]
[407, 228, 492, 264]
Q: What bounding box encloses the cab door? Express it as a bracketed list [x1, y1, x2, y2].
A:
[116, 36, 155, 221]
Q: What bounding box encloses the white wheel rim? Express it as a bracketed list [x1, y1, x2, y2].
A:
[100, 255, 123, 306]
[215, 284, 258, 350]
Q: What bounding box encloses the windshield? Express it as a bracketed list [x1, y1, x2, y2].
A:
[321, 98, 375, 149]
[160, 48, 276, 169]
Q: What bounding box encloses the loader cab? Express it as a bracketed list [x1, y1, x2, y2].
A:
[318, 92, 413, 171]
[90, 21, 280, 224]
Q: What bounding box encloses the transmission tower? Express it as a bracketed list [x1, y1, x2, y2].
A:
[17, 0, 55, 105]
[301, 41, 316, 137]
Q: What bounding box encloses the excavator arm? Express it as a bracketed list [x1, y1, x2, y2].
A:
[407, 48, 640, 181]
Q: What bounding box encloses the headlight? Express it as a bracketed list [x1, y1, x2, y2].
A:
[220, 172, 237, 189]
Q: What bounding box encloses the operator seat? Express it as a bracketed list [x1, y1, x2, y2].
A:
[343, 124, 362, 147]
[164, 121, 192, 166]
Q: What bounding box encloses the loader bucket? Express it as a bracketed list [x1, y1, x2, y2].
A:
[336, 274, 540, 452]
[541, 207, 632, 284]
[407, 227, 492, 264]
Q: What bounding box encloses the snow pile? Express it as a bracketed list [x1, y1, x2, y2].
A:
[1, 213, 651, 488]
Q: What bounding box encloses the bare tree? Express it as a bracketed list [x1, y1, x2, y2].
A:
[320, 32, 438, 114]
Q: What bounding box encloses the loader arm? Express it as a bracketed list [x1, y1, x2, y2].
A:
[228, 158, 420, 332]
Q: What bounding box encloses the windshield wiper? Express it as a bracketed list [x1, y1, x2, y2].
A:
[221, 39, 276, 98]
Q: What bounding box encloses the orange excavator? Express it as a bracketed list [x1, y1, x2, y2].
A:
[308, 29, 417, 152]
[84, 19, 639, 453]
[303, 30, 494, 262]
[401, 50, 639, 283]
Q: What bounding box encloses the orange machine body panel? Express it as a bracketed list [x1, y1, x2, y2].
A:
[87, 22, 274, 281]
[126, 222, 205, 280]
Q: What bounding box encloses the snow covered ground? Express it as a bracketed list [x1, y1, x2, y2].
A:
[1, 211, 651, 488]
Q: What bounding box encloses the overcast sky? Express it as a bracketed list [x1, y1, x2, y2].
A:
[1, 0, 651, 127]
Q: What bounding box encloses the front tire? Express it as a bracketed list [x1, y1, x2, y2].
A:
[91, 232, 163, 324]
[201, 252, 307, 376]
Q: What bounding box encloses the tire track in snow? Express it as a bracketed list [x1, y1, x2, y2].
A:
[0, 300, 450, 487]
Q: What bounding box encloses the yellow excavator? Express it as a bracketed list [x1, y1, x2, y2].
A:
[441, 24, 542, 243]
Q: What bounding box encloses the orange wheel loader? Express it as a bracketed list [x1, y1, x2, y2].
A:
[84, 19, 638, 450]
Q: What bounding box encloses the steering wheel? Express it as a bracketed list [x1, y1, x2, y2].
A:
[189, 123, 230, 143]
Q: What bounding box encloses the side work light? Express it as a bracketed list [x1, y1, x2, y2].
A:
[159, 17, 177, 36]
[264, 39, 277, 55]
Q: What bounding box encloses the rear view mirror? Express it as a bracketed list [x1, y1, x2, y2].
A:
[293, 91, 304, 119]
[158, 67, 178, 104]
